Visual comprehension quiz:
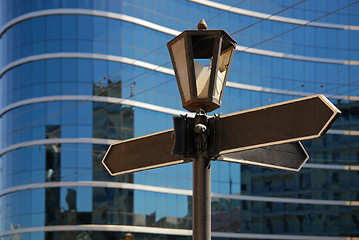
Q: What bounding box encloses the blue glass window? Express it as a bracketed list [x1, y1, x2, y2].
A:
[32, 18, 45, 43]
[46, 0, 61, 9]
[78, 59, 93, 83]
[61, 59, 77, 84]
[46, 59, 61, 83]
[78, 15, 94, 41]
[32, 0, 46, 11]
[77, 0, 93, 9]
[77, 187, 92, 211]
[46, 16, 61, 40]
[61, 0, 77, 8]
[93, 0, 107, 11]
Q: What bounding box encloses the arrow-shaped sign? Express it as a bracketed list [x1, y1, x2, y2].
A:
[218, 141, 309, 172]
[217, 94, 340, 155]
[102, 130, 191, 176]
[102, 94, 340, 175]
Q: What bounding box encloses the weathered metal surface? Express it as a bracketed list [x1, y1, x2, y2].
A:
[219, 141, 309, 172]
[218, 94, 341, 155]
[102, 129, 191, 176]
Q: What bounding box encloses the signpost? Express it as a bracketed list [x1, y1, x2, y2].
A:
[102, 20, 341, 239]
[219, 141, 309, 172]
[103, 94, 339, 175]
[102, 130, 191, 176]
[217, 94, 340, 154]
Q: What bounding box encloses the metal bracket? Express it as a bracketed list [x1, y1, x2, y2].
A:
[173, 115, 196, 157]
[173, 110, 220, 159]
[194, 109, 208, 157]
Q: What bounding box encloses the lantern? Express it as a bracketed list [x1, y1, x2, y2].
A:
[167, 19, 237, 112]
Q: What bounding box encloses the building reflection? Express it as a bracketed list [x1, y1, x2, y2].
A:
[92, 79, 135, 239]
[38, 79, 136, 239]
[239, 101, 359, 235]
[45, 125, 61, 240]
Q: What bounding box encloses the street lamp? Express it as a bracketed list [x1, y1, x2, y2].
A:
[167, 19, 237, 240]
[102, 17, 340, 240]
[167, 19, 237, 113]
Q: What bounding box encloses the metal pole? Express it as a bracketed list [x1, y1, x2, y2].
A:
[193, 110, 211, 240]
[193, 154, 211, 239]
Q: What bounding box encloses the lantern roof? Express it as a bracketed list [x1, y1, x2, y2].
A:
[168, 30, 236, 58]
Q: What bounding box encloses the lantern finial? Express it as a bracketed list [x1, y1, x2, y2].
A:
[197, 19, 207, 30]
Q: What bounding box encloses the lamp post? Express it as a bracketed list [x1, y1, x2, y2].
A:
[102, 18, 340, 240]
[167, 19, 237, 240]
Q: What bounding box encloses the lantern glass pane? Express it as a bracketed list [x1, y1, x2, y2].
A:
[214, 46, 232, 100]
[194, 60, 211, 98]
[171, 37, 190, 102]
[191, 34, 217, 99]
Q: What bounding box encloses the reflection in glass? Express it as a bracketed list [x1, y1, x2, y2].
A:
[92, 77, 135, 228]
[45, 125, 61, 182]
[0, 1, 358, 239]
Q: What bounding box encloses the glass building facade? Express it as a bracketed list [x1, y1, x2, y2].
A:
[0, 0, 358, 239]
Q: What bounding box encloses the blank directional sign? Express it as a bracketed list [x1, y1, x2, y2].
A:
[218, 141, 309, 172]
[102, 94, 341, 175]
[218, 94, 341, 155]
[102, 129, 191, 176]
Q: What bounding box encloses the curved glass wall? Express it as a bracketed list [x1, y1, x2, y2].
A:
[1, 0, 359, 239]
